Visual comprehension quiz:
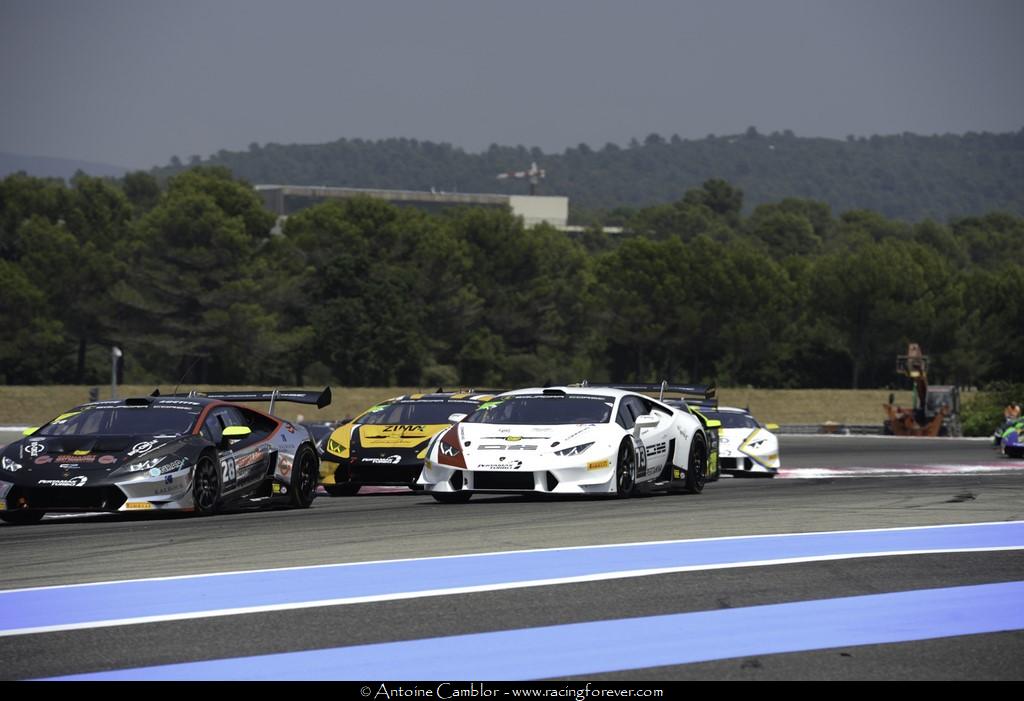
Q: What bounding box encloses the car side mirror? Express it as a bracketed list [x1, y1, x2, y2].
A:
[22, 427, 38, 437]
[448, 413, 468, 423]
[221, 425, 251, 446]
[705, 419, 722, 430]
[634, 414, 660, 430]
[765, 423, 779, 431]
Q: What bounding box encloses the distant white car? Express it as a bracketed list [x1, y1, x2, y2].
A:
[695, 406, 780, 477]
[418, 385, 721, 502]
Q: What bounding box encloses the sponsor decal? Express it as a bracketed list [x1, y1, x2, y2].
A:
[61, 464, 81, 470]
[98, 454, 117, 464]
[479, 444, 539, 451]
[235, 449, 266, 471]
[127, 456, 165, 473]
[57, 454, 97, 463]
[587, 459, 610, 470]
[149, 467, 162, 477]
[24, 442, 46, 457]
[477, 461, 522, 470]
[272, 483, 282, 493]
[150, 457, 187, 475]
[363, 454, 403, 464]
[645, 442, 667, 457]
[125, 502, 153, 510]
[127, 441, 162, 457]
[383, 425, 425, 433]
[285, 423, 295, 433]
[34, 455, 53, 465]
[277, 455, 293, 478]
[159, 399, 200, 406]
[38, 476, 88, 487]
[2, 456, 22, 472]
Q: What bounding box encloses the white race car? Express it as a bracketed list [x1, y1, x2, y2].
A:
[694, 405, 780, 477]
[418, 385, 720, 503]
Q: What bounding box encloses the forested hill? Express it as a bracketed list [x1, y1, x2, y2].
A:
[154, 128, 1024, 222]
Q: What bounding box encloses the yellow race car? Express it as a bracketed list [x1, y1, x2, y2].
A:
[319, 391, 496, 495]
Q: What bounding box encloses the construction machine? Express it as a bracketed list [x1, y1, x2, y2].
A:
[883, 343, 961, 436]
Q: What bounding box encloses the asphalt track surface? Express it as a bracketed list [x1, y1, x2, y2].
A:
[2, 435, 1022, 681]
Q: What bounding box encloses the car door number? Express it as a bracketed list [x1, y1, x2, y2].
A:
[221, 455, 236, 485]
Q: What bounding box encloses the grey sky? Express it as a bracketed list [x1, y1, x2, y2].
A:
[1, 0, 1021, 170]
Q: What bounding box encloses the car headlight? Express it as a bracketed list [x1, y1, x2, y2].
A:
[554, 442, 594, 457]
[113, 456, 187, 476]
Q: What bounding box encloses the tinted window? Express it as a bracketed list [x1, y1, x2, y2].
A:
[358, 400, 482, 425]
[702, 411, 759, 429]
[466, 395, 614, 425]
[37, 406, 198, 436]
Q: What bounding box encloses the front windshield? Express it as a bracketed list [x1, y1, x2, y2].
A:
[702, 411, 759, 429]
[358, 400, 482, 425]
[465, 395, 614, 425]
[37, 406, 199, 437]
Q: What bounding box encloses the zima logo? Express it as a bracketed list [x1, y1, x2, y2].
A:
[24, 442, 45, 457]
[383, 425, 425, 433]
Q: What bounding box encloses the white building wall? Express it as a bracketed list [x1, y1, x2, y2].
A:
[508, 195, 569, 228]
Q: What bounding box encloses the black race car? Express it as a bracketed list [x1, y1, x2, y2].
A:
[0, 388, 330, 524]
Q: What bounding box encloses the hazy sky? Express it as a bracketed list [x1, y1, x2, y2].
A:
[1, 0, 1021, 170]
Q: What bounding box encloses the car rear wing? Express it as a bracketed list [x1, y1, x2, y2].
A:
[575, 380, 716, 402]
[152, 387, 332, 412]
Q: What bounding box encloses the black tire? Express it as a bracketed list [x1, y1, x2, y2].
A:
[192, 453, 222, 516]
[615, 441, 636, 498]
[324, 483, 361, 496]
[431, 491, 472, 503]
[289, 445, 319, 508]
[1, 510, 45, 525]
[684, 435, 708, 494]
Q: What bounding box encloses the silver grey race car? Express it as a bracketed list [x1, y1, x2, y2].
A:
[0, 388, 331, 524]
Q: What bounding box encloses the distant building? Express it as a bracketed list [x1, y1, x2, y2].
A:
[255, 184, 569, 229]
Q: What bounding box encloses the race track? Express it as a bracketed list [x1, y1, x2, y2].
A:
[2, 435, 1022, 680]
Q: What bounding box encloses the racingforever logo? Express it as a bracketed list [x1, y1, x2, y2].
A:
[38, 476, 88, 487]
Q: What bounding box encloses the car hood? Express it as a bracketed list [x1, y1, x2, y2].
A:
[3, 434, 185, 473]
[456, 422, 605, 453]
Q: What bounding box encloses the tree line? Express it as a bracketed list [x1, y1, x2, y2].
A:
[153, 128, 1024, 223]
[1, 168, 1022, 391]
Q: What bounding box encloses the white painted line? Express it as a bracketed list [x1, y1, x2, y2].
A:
[4, 545, 1022, 638]
[2, 520, 1020, 595]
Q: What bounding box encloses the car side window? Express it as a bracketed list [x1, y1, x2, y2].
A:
[202, 413, 224, 444]
[615, 400, 634, 430]
[624, 396, 647, 422]
[238, 407, 275, 440]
